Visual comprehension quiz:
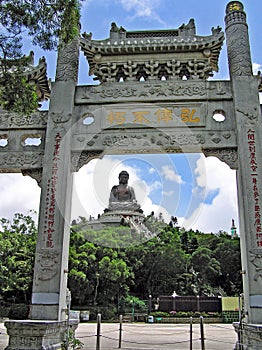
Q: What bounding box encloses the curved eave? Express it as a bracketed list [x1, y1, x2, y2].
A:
[80, 32, 224, 73]
[80, 32, 224, 56]
[259, 78, 262, 92]
[24, 58, 51, 101]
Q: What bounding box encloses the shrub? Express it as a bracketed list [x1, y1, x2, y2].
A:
[0, 301, 11, 317]
[0, 305, 10, 317]
[124, 296, 147, 311]
[8, 304, 29, 319]
[100, 307, 116, 320]
[150, 311, 170, 317]
[88, 306, 116, 321]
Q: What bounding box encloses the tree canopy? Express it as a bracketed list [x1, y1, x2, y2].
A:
[0, 213, 36, 303]
[0, 213, 242, 311]
[0, 0, 81, 114]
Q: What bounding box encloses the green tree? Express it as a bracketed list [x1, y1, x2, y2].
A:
[1, 0, 81, 50]
[68, 230, 98, 305]
[127, 227, 188, 298]
[213, 238, 242, 295]
[0, 212, 243, 311]
[180, 231, 189, 253]
[0, 0, 81, 114]
[96, 255, 131, 305]
[191, 247, 221, 295]
[68, 228, 133, 307]
[0, 213, 36, 303]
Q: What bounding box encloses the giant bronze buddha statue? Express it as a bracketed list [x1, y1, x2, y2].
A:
[107, 170, 142, 212]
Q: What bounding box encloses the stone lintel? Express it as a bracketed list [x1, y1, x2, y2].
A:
[4, 319, 78, 350]
[0, 110, 48, 130]
[71, 130, 236, 152]
[75, 80, 233, 105]
[0, 151, 44, 173]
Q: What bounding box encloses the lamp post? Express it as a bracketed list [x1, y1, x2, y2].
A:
[148, 295, 152, 314]
[130, 300, 135, 322]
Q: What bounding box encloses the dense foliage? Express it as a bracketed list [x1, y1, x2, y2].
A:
[0, 0, 81, 114]
[0, 213, 36, 303]
[0, 213, 242, 311]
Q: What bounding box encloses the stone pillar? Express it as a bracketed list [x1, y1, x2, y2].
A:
[225, 2, 262, 347]
[30, 37, 79, 321]
[225, 1, 252, 78]
[5, 38, 79, 349]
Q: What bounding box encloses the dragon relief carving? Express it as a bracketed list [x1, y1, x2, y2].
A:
[22, 168, 43, 187]
[51, 111, 72, 124]
[79, 132, 206, 152]
[35, 249, 59, 284]
[55, 38, 79, 83]
[78, 81, 208, 101]
[237, 107, 259, 123]
[71, 150, 103, 172]
[250, 251, 262, 281]
[0, 110, 48, 128]
[203, 148, 238, 169]
[0, 152, 44, 168]
[226, 26, 253, 77]
[258, 73, 262, 92]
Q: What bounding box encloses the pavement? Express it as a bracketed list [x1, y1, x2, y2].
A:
[0, 322, 237, 349]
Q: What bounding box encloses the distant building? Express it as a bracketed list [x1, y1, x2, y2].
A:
[230, 219, 238, 238]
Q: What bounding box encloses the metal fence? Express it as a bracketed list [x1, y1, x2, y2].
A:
[0, 316, 241, 350]
[158, 296, 222, 313]
[72, 314, 238, 350]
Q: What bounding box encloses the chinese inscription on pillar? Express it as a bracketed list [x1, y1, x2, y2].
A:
[44, 132, 62, 248]
[247, 129, 262, 247]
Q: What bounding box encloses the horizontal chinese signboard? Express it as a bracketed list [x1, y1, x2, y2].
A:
[86, 103, 206, 129]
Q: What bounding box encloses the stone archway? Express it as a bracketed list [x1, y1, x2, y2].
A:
[1, 2, 262, 349]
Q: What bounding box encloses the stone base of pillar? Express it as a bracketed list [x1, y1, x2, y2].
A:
[233, 322, 262, 350]
[4, 319, 79, 350]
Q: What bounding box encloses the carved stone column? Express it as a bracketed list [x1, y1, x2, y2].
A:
[31, 37, 79, 321]
[225, 1, 252, 78]
[5, 37, 79, 350]
[225, 2, 262, 347]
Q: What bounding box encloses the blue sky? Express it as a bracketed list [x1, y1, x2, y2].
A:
[1, 0, 261, 234]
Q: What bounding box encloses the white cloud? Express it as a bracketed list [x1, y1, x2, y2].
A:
[118, 0, 165, 25]
[163, 190, 175, 197]
[161, 165, 184, 184]
[71, 156, 173, 222]
[0, 155, 238, 235]
[149, 167, 155, 174]
[181, 156, 238, 234]
[148, 180, 162, 192]
[0, 173, 40, 222]
[71, 157, 149, 220]
[194, 155, 207, 188]
[252, 62, 262, 75]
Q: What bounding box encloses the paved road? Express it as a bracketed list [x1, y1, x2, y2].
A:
[0, 322, 237, 349]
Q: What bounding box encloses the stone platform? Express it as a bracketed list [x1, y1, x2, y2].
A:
[85, 210, 144, 228]
[4, 319, 78, 350]
[233, 322, 262, 350]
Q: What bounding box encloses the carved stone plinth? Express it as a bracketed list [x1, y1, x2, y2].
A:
[4, 320, 78, 350]
[233, 322, 262, 350]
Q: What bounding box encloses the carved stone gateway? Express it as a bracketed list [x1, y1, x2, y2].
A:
[1, 1, 262, 349]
